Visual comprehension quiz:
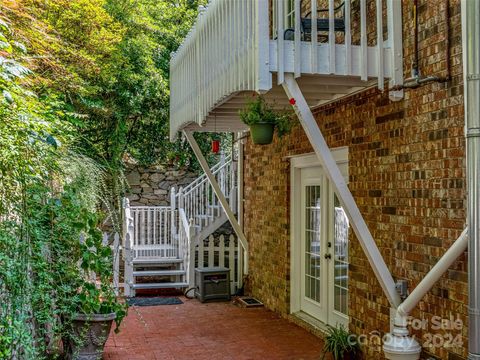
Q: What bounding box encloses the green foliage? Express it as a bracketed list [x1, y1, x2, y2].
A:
[239, 95, 294, 138]
[322, 324, 360, 360]
[0, 17, 125, 359]
[1, 1, 228, 357]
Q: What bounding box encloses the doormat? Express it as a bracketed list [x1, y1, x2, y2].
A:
[127, 297, 183, 307]
[234, 296, 264, 308]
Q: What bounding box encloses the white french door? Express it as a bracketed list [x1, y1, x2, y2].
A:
[297, 164, 349, 327]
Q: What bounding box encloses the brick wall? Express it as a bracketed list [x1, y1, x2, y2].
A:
[243, 1, 466, 359]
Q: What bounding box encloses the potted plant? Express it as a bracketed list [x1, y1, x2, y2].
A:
[321, 324, 360, 360]
[63, 213, 127, 360]
[239, 96, 293, 145]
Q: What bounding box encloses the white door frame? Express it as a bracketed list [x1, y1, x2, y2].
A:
[290, 149, 348, 319]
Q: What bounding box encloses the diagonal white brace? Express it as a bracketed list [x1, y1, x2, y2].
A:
[184, 130, 249, 274]
[283, 73, 401, 308]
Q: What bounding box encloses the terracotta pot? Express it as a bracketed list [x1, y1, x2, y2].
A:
[64, 313, 116, 360]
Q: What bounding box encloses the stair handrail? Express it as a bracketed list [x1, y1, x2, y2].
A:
[182, 159, 231, 197]
[178, 208, 195, 288]
[179, 153, 232, 195]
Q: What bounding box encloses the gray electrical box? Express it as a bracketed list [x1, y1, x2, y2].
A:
[195, 267, 230, 303]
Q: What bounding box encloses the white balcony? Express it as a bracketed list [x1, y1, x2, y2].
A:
[169, 0, 403, 138]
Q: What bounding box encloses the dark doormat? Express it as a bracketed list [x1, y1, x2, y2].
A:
[127, 297, 183, 307]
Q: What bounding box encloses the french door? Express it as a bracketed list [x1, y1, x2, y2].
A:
[299, 166, 349, 327]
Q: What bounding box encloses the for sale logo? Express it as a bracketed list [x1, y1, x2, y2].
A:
[348, 315, 464, 349]
[407, 315, 464, 349]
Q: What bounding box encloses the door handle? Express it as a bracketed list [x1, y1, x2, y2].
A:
[324, 253, 332, 260]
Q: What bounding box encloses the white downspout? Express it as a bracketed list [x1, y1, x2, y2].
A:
[383, 229, 468, 359]
[463, 0, 480, 358]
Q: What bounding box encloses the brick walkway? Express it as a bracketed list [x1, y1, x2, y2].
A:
[104, 297, 324, 360]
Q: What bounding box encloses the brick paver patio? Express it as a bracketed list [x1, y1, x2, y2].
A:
[104, 296, 324, 360]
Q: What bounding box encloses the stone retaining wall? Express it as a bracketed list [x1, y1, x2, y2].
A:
[125, 164, 198, 206]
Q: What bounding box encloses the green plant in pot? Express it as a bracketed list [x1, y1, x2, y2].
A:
[239, 96, 293, 145]
[63, 212, 127, 360]
[322, 324, 360, 360]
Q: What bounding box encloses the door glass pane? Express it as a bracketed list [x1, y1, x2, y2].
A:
[305, 185, 321, 303]
[333, 194, 349, 315]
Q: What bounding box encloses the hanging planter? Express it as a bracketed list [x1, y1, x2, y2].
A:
[249, 123, 275, 145]
[239, 96, 293, 145]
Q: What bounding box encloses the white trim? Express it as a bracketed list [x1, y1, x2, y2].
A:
[289, 148, 348, 167]
[290, 149, 348, 317]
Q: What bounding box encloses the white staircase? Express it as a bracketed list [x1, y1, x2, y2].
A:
[123, 153, 238, 297]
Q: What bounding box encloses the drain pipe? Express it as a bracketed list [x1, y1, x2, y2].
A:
[464, 0, 480, 359]
[383, 229, 468, 360]
[390, 0, 451, 91]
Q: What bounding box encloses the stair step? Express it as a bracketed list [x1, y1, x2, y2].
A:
[133, 270, 185, 277]
[132, 282, 189, 289]
[197, 214, 213, 219]
[133, 258, 183, 265]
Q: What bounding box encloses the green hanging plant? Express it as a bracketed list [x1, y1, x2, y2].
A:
[239, 95, 293, 145]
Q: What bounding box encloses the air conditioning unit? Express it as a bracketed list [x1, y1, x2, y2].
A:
[195, 267, 230, 303]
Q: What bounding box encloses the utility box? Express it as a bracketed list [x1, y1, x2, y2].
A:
[195, 267, 230, 303]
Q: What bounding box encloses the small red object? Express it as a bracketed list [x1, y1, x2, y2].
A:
[289, 98, 296, 105]
[211, 140, 220, 154]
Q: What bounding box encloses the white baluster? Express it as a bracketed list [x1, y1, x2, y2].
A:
[376, 0, 384, 90]
[228, 235, 235, 294]
[360, 0, 368, 81]
[198, 235, 204, 268]
[208, 235, 215, 267]
[219, 235, 225, 268]
[237, 235, 243, 291]
[345, 0, 351, 75]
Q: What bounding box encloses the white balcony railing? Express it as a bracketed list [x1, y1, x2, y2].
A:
[169, 0, 271, 138]
[170, 0, 403, 138]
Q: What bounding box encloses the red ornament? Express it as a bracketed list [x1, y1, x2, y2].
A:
[211, 140, 220, 154]
[289, 98, 296, 105]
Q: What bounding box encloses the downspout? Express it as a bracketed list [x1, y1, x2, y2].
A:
[383, 229, 468, 359]
[384, 0, 479, 357]
[390, 0, 451, 91]
[464, 0, 480, 359]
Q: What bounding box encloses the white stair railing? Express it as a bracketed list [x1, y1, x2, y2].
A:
[178, 209, 196, 288]
[176, 153, 237, 234]
[121, 153, 240, 295]
[129, 206, 178, 259]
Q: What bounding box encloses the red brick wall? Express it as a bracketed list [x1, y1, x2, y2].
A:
[243, 1, 466, 359]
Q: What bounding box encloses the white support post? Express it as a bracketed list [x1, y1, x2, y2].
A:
[184, 130, 249, 274]
[178, 187, 184, 209]
[124, 228, 135, 297]
[256, 0, 271, 91]
[122, 197, 131, 251]
[188, 218, 196, 289]
[294, 0, 301, 77]
[282, 74, 401, 308]
[170, 187, 176, 242]
[386, 0, 404, 101]
[113, 233, 120, 296]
